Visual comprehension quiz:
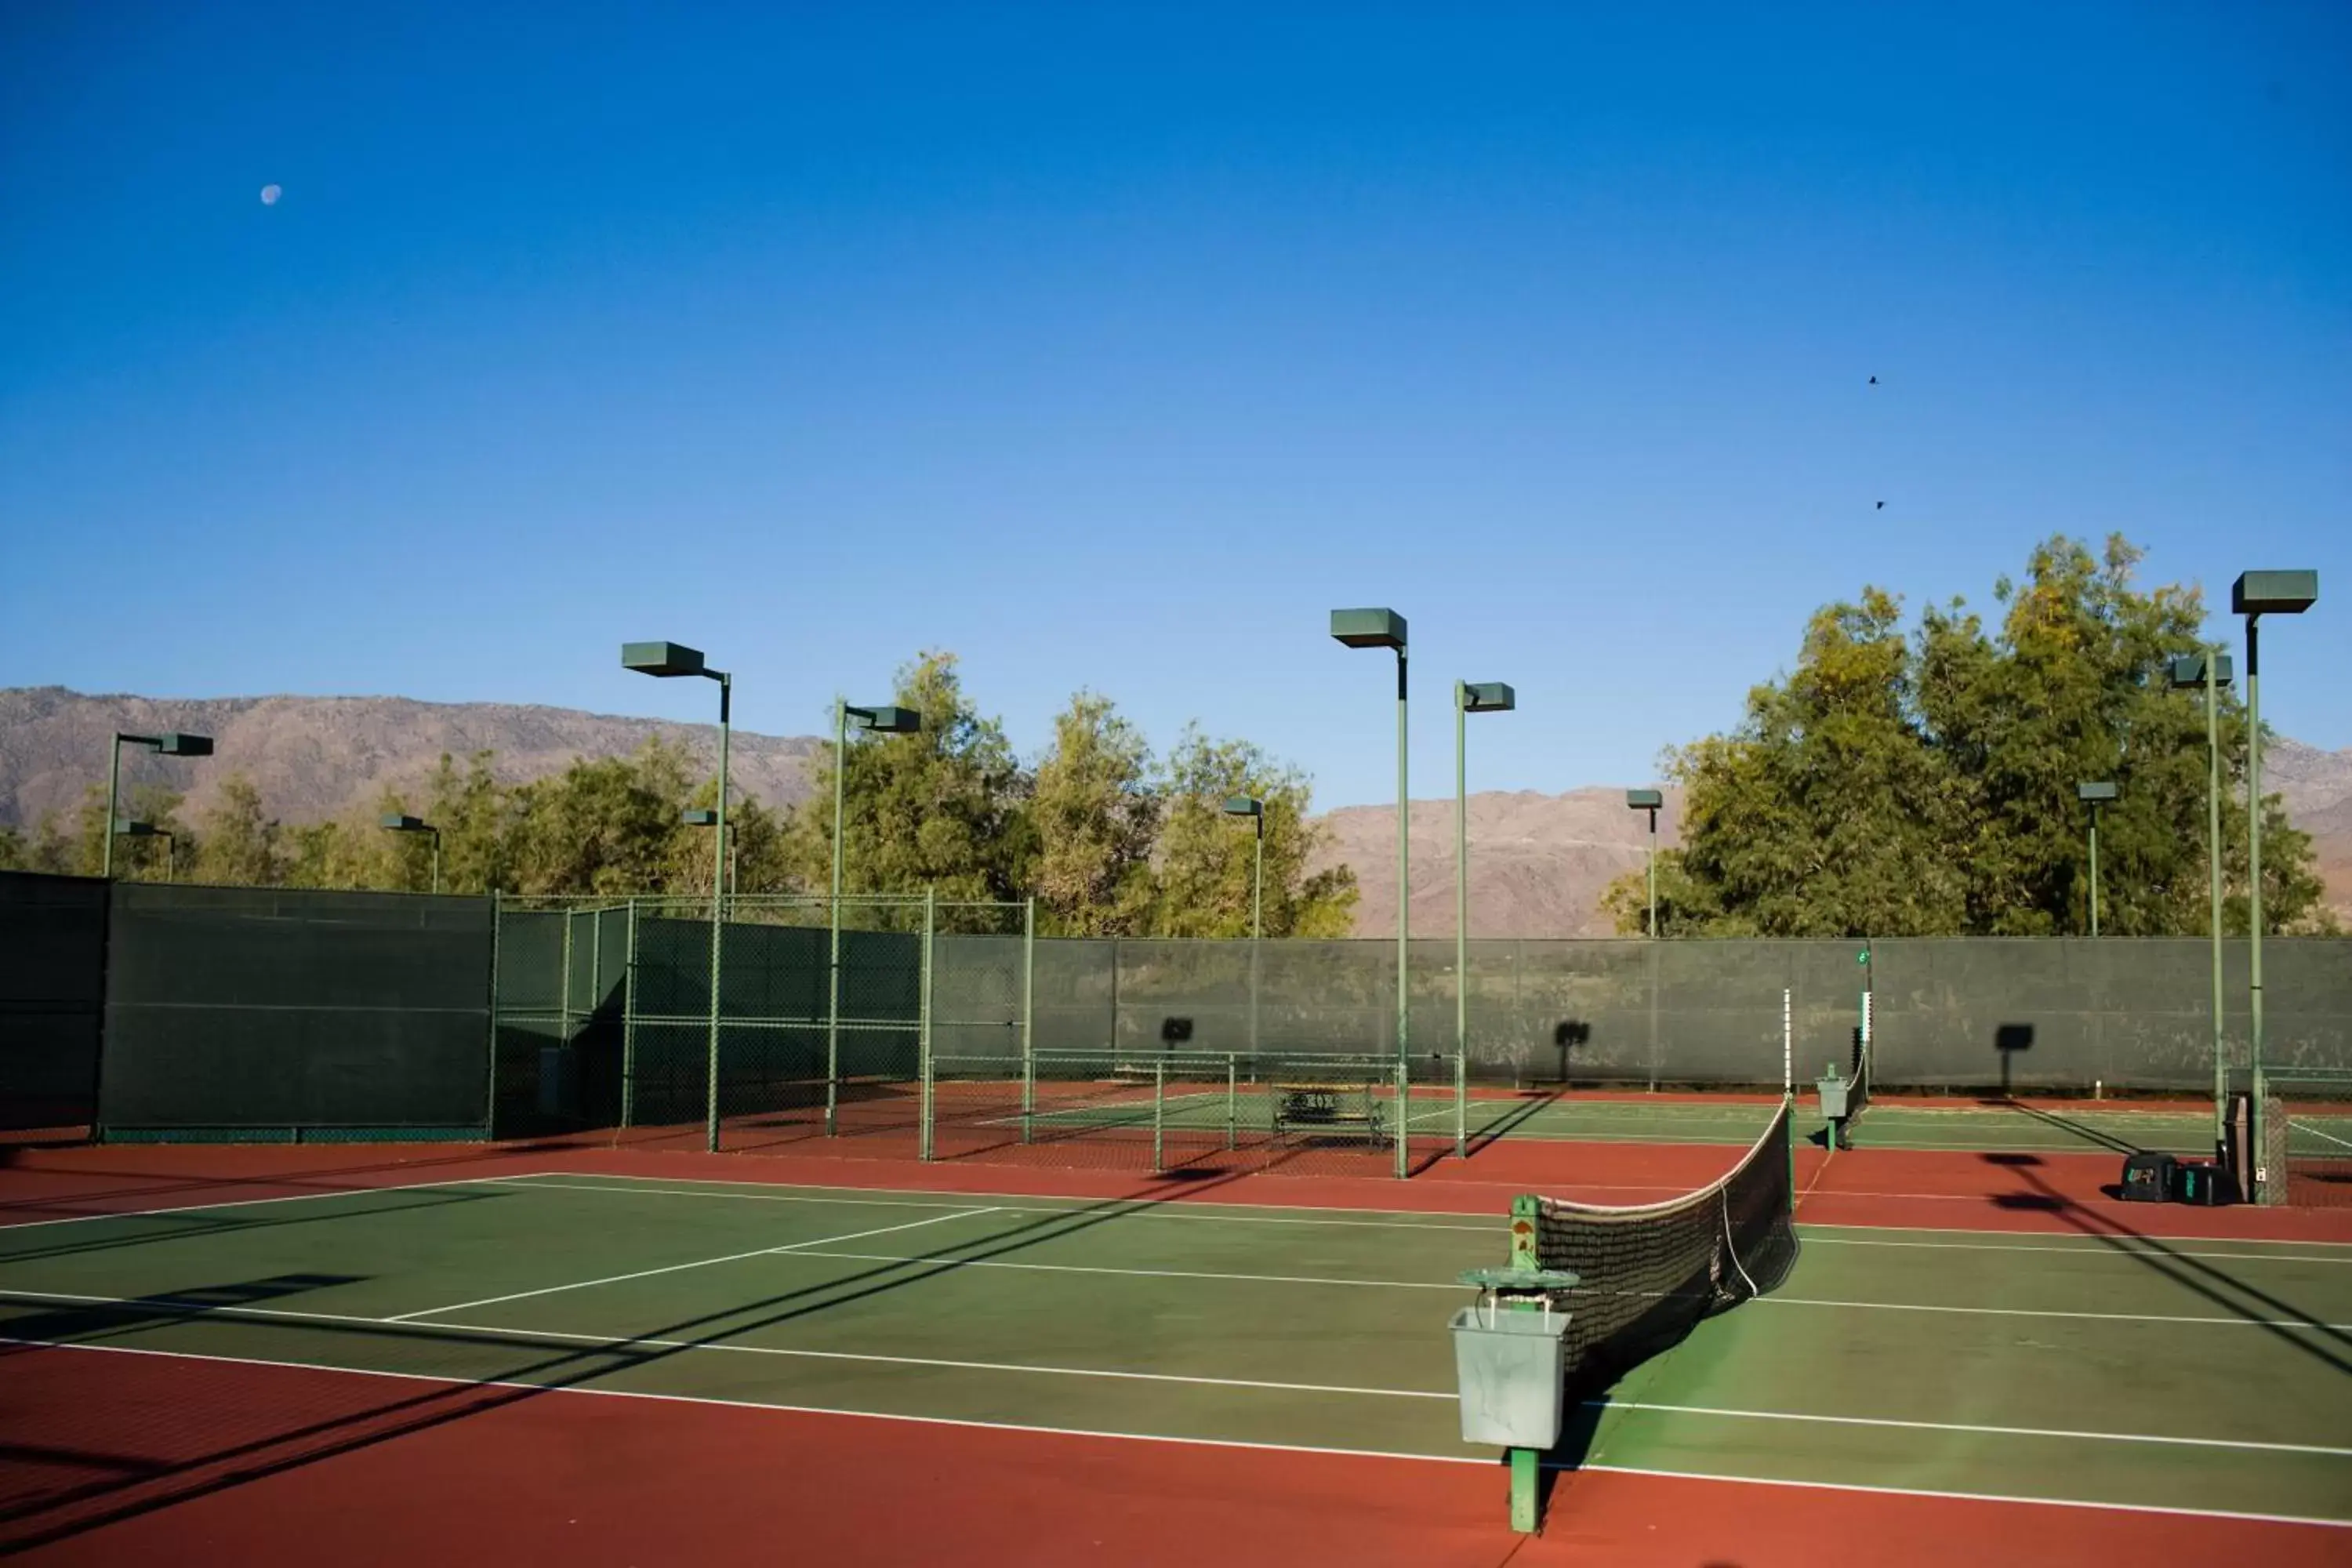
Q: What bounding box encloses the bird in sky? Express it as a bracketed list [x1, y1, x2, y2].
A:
[1875, 501, 1886, 510]
[1868, 375, 1878, 385]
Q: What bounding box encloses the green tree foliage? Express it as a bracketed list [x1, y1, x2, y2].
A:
[506, 739, 706, 895]
[1149, 727, 1359, 938]
[778, 652, 1034, 908]
[1604, 535, 2332, 937]
[1029, 692, 1160, 935]
[190, 774, 285, 887]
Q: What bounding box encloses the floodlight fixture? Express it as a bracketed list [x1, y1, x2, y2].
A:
[2076, 781, 2118, 803]
[2166, 653, 2233, 689]
[2230, 572, 2318, 617]
[845, 704, 921, 734]
[1223, 795, 1262, 818]
[1461, 681, 1515, 713]
[1328, 607, 1407, 650]
[681, 809, 719, 826]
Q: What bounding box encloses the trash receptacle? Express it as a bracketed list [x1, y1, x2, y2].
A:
[1817, 1069, 1850, 1123]
[1450, 1299, 1573, 1449]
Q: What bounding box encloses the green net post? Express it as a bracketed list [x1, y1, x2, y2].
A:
[919, 887, 936, 1162]
[1454, 1048, 1468, 1160]
[1226, 1054, 1238, 1152]
[620, 899, 638, 1130]
[1394, 1057, 1410, 1180]
[1508, 1190, 1543, 1532]
[1152, 1057, 1166, 1173]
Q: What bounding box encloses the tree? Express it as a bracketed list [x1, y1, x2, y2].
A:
[506, 739, 700, 896]
[1602, 535, 2332, 936]
[190, 774, 284, 886]
[1029, 692, 1159, 935]
[1149, 727, 1358, 938]
[778, 652, 1033, 914]
[420, 751, 517, 895]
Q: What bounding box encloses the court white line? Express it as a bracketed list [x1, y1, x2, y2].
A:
[383, 1207, 1000, 1322]
[770, 1249, 1465, 1292]
[1592, 1399, 2352, 1458]
[0, 1171, 557, 1234]
[1796, 1233, 2352, 1265]
[1759, 1296, 2352, 1332]
[7, 1337, 2346, 1530]
[2292, 1119, 2352, 1153]
[492, 1176, 1503, 1233]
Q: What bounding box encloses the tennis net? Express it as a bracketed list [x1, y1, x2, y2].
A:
[1528, 1094, 1798, 1389]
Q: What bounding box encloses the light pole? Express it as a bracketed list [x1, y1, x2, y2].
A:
[104, 732, 212, 878]
[1224, 795, 1265, 1058]
[114, 819, 173, 881]
[2076, 782, 2118, 936]
[1330, 608, 1409, 1064]
[380, 813, 442, 894]
[1625, 789, 1664, 937]
[2232, 570, 2318, 1203]
[827, 701, 920, 1134]
[623, 641, 731, 1153]
[2168, 651, 2234, 1156]
[1454, 681, 1513, 1064]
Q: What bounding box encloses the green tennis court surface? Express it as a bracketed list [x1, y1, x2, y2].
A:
[2, 1171, 2347, 1532]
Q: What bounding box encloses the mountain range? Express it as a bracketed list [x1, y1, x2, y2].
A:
[4, 687, 2347, 935]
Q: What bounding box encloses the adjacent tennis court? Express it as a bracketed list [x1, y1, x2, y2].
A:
[2, 1138, 2347, 1564]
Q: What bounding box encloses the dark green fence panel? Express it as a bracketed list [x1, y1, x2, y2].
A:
[0, 872, 110, 1131]
[100, 884, 494, 1137]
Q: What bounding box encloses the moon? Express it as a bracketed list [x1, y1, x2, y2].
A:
[260, 184, 282, 205]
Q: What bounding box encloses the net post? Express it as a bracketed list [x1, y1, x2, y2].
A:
[1455, 1047, 1468, 1160]
[1153, 1057, 1166, 1173]
[620, 899, 638, 1130]
[1020, 896, 1036, 1145]
[1784, 987, 1795, 1198]
[1226, 1054, 1237, 1152]
[1394, 1056, 1410, 1180]
[1506, 1190, 1542, 1533]
[1509, 1448, 1541, 1534]
[919, 887, 936, 1162]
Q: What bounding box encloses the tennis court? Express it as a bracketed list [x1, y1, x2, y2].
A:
[2, 1134, 2347, 1566]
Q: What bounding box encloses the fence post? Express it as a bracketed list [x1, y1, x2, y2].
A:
[484, 890, 503, 1138]
[621, 899, 638, 1130]
[1153, 1057, 1166, 1173]
[919, 887, 936, 1161]
[1022, 897, 1036, 1145]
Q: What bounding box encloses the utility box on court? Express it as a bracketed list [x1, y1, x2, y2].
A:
[1817, 1068, 1852, 1123]
[1450, 1301, 1573, 1449]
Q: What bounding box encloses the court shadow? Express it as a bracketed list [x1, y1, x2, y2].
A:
[0, 1157, 1338, 1552]
[1991, 1161, 2351, 1379]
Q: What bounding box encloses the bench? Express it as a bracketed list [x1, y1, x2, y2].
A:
[1271, 1080, 1385, 1140]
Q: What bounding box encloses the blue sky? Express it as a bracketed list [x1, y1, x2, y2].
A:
[3, 3, 2346, 808]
